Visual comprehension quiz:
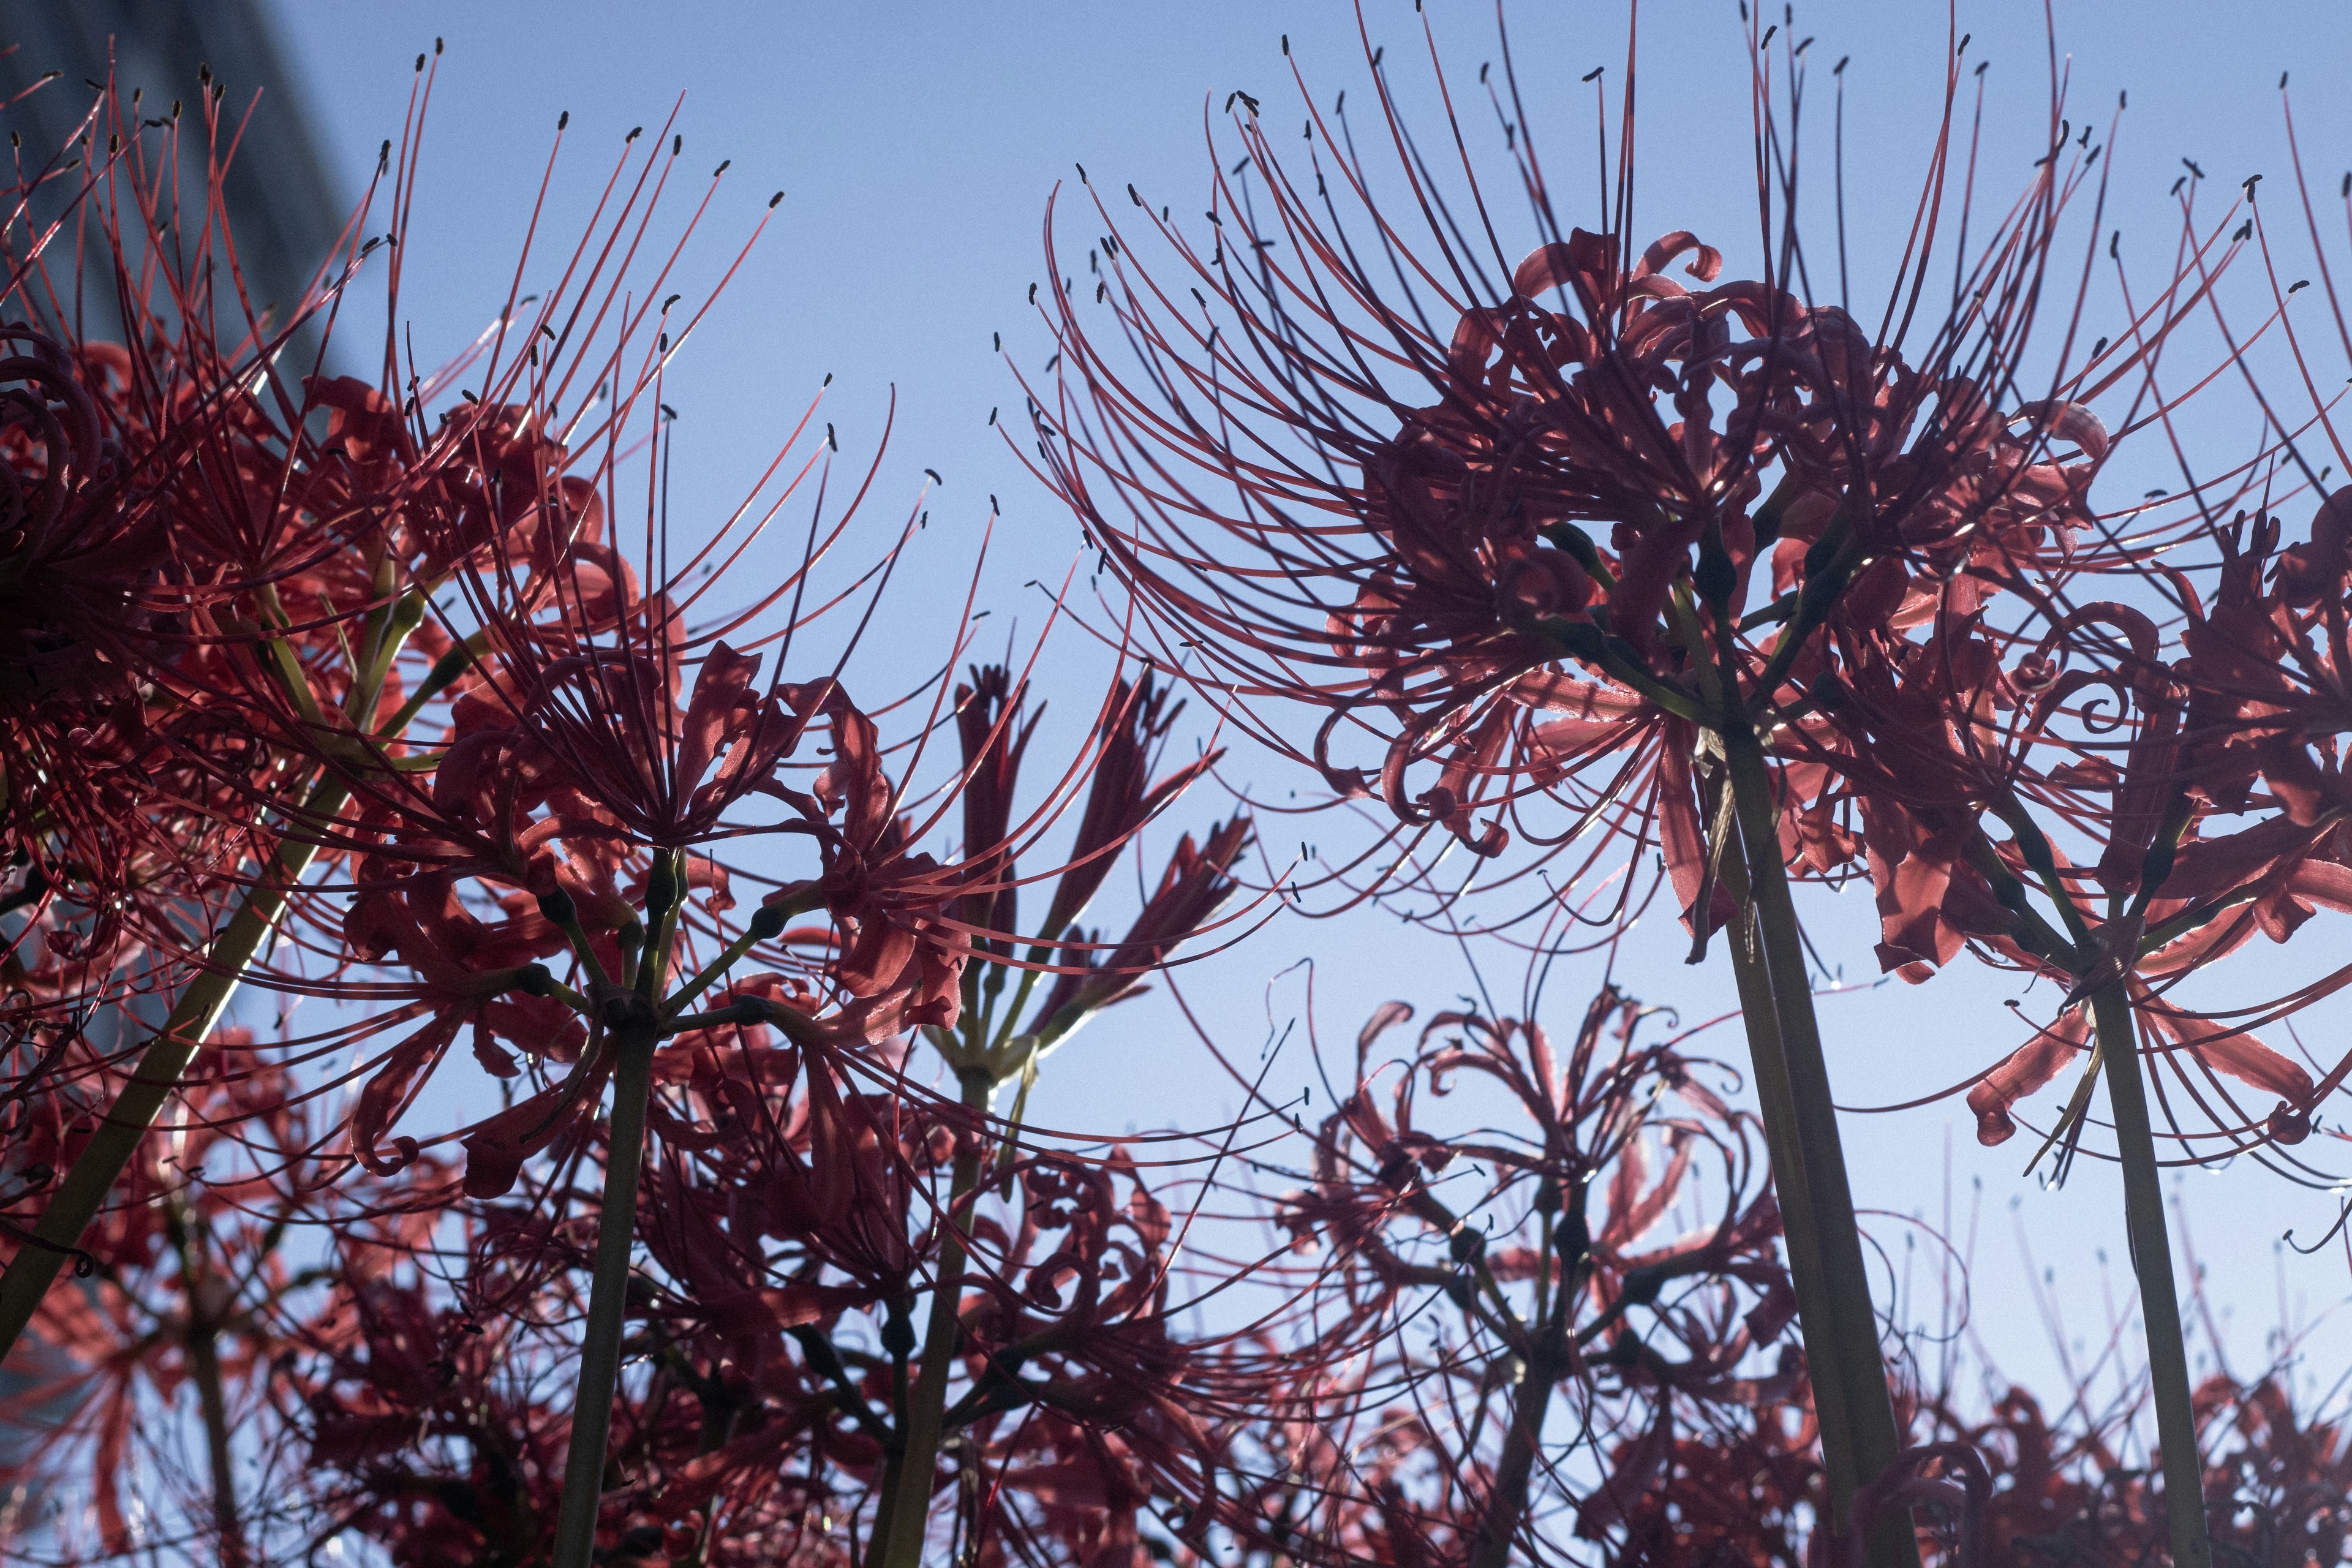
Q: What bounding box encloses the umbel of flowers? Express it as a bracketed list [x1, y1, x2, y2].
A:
[1026, 12, 2352, 1567]
[0, 61, 1255, 1568]
[4, 12, 2352, 1568]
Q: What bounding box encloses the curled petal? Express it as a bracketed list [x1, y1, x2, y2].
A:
[1966, 1012, 2088, 1146]
[352, 1016, 461, 1175]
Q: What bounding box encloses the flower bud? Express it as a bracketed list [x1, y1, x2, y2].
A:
[1693, 543, 1738, 605]
[644, 856, 680, 921]
[1542, 521, 1604, 574]
[1619, 1263, 1667, 1308]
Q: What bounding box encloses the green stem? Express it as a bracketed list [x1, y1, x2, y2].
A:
[1720, 728, 1917, 1567]
[0, 775, 353, 1366]
[1467, 1191, 1582, 1568]
[549, 1023, 660, 1568]
[2086, 987, 2211, 1568]
[1715, 831, 1862, 1526]
[871, 1071, 994, 1568]
[167, 1197, 245, 1567]
[1466, 1330, 1567, 1568]
[187, 1317, 245, 1566]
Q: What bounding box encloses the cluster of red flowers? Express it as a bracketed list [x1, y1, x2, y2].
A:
[0, 60, 1260, 1568]
[1, 9, 2350, 1568]
[1027, 8, 2352, 1567]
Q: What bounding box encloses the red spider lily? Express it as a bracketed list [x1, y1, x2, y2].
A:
[295, 1264, 575, 1567]
[1797, 594, 2334, 1150]
[1593, 1272, 2352, 1568]
[0, 62, 514, 1368]
[10, 23, 2350, 1568]
[1015, 10, 2231, 1553]
[0, 286, 368, 1124]
[1028, 815, 1253, 1032]
[1780, 162, 2352, 1551]
[331, 1040, 1238, 1567]
[1804, 1374, 2352, 1568]
[1161, 982, 1795, 1568]
[0, 58, 1108, 1568]
[292, 615, 1247, 1565]
[1022, 26, 2196, 913]
[631, 658, 1253, 1568]
[931, 662, 1243, 1077]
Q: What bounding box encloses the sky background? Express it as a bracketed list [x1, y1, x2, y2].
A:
[253, 0, 2352, 1430]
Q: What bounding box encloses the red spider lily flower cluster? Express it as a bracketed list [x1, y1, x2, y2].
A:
[1607, 1371, 2352, 1568]
[1023, 6, 2352, 1564]
[0, 59, 1257, 1568]
[1028, 73, 2157, 914]
[0, 1038, 440, 1564]
[1182, 986, 1801, 1568]
[6, 10, 2352, 1568]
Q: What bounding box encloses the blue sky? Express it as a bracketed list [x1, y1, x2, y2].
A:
[262, 0, 2352, 1423]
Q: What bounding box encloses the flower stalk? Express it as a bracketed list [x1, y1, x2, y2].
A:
[549, 1003, 663, 1568]
[185, 1321, 243, 1567]
[1994, 799, 2213, 1568]
[869, 1067, 995, 1568]
[2087, 986, 2212, 1568]
[548, 846, 715, 1568]
[165, 1196, 246, 1567]
[1721, 725, 1918, 1568]
[1466, 1198, 1580, 1568]
[1715, 823, 1863, 1524]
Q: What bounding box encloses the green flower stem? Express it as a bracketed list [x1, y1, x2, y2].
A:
[1467, 1275, 1572, 1568]
[373, 630, 486, 740]
[1721, 727, 1917, 1568]
[0, 774, 353, 1366]
[1980, 799, 2208, 1564]
[166, 1197, 246, 1567]
[187, 1308, 245, 1566]
[549, 1019, 660, 1568]
[870, 1069, 995, 1568]
[1714, 830, 1863, 1528]
[2087, 986, 2212, 1568]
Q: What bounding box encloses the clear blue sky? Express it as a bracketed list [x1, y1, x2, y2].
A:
[262, 0, 2352, 1420]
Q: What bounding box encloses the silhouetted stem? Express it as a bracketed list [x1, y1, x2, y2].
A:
[1721, 728, 1917, 1568]
[2087, 987, 2212, 1568]
[165, 1193, 245, 1567]
[1716, 831, 1862, 1521]
[0, 775, 353, 1366]
[1467, 1335, 1566, 1568]
[872, 1071, 993, 1568]
[187, 1321, 244, 1566]
[550, 1024, 660, 1568]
